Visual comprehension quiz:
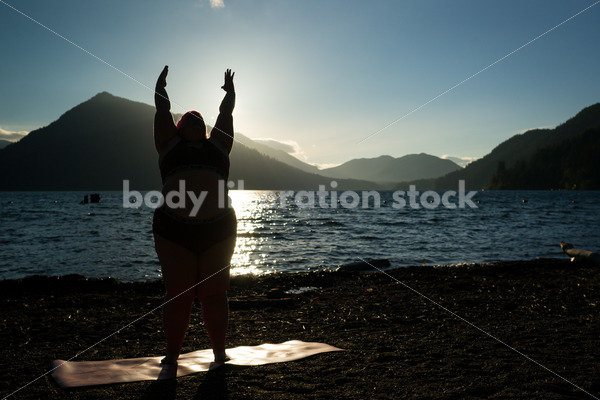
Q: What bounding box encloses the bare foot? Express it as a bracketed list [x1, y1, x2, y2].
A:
[209, 354, 230, 370]
[161, 351, 179, 365]
[213, 350, 230, 364]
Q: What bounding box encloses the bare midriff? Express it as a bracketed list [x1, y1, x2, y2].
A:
[161, 169, 228, 220]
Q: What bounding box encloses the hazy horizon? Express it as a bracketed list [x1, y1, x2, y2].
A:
[0, 102, 476, 169]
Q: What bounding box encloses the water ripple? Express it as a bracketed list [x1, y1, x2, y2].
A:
[1, 190, 599, 281]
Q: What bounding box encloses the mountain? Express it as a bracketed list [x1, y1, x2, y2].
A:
[0, 92, 379, 190]
[319, 154, 461, 184]
[234, 134, 321, 175]
[230, 143, 379, 189]
[234, 135, 463, 182]
[0, 140, 11, 149]
[407, 103, 600, 189]
[489, 128, 600, 190]
[3, 93, 598, 191]
[0, 92, 159, 190]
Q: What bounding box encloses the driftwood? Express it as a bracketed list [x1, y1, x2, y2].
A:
[560, 242, 600, 264]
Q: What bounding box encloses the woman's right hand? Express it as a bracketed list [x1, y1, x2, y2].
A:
[157, 65, 169, 87]
[155, 65, 171, 112]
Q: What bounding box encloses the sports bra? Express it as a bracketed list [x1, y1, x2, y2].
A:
[158, 136, 230, 183]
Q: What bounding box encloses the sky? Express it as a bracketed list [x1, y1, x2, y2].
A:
[1, 0, 599, 168]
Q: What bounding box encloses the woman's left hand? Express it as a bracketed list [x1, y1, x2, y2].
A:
[221, 69, 235, 92]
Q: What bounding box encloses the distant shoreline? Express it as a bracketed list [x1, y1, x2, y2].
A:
[3, 188, 600, 192]
[0, 256, 578, 283]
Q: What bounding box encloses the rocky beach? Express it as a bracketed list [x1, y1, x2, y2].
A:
[1, 259, 599, 399]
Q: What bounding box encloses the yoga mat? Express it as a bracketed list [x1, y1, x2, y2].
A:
[51, 340, 343, 388]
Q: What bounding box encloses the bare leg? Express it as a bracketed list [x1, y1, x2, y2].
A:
[161, 292, 194, 364]
[200, 293, 230, 362]
[154, 233, 199, 364]
[196, 235, 237, 362]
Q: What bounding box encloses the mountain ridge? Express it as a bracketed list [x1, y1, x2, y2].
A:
[319, 153, 461, 184]
[0, 92, 381, 190]
[404, 102, 600, 189]
[2, 93, 598, 190]
[489, 127, 600, 190]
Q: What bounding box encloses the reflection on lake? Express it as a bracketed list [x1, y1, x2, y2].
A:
[0, 190, 599, 281]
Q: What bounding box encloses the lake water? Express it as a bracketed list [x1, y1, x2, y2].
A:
[0, 190, 598, 281]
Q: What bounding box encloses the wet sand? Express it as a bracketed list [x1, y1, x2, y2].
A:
[1, 259, 599, 399]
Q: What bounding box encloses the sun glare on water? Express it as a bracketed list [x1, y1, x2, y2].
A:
[228, 190, 277, 276]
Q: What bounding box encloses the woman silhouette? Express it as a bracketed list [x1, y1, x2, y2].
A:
[152, 66, 237, 365]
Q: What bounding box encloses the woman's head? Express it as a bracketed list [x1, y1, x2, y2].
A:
[177, 111, 206, 142]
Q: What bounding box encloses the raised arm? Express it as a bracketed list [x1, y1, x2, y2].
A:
[154, 66, 177, 153]
[210, 69, 236, 153]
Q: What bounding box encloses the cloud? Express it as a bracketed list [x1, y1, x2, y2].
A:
[441, 155, 478, 168]
[253, 138, 307, 160]
[0, 127, 28, 142]
[254, 139, 295, 154]
[314, 162, 342, 170]
[210, 0, 225, 8]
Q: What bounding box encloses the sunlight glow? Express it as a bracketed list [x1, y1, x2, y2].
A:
[229, 190, 277, 275]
